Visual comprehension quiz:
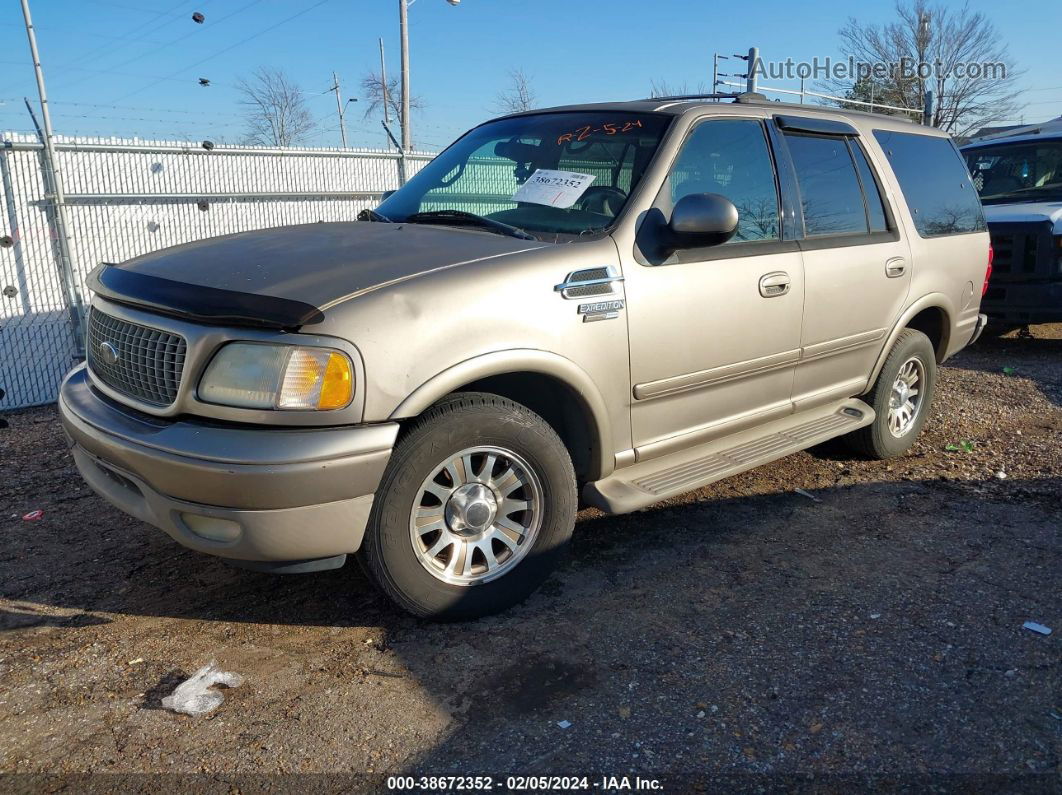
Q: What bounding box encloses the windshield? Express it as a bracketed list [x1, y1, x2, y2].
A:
[964, 139, 1062, 204]
[376, 112, 672, 239]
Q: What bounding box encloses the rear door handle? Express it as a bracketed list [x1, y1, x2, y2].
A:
[759, 271, 790, 298]
[885, 257, 907, 278]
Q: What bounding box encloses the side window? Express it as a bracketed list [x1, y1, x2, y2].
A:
[669, 119, 779, 243]
[850, 142, 888, 232]
[784, 133, 867, 237]
[873, 130, 987, 237]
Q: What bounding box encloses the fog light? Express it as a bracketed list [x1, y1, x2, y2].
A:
[180, 513, 241, 543]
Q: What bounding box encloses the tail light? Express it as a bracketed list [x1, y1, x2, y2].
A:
[982, 244, 994, 296]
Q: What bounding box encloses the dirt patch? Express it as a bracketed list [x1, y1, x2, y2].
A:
[0, 325, 1059, 783]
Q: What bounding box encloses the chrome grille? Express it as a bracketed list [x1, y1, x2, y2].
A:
[87, 309, 187, 407]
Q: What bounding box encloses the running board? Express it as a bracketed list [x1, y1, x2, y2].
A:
[584, 398, 874, 514]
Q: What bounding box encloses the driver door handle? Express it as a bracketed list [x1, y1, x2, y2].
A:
[759, 271, 791, 298]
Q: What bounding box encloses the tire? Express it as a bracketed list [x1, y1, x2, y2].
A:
[844, 328, 937, 459]
[359, 392, 577, 620]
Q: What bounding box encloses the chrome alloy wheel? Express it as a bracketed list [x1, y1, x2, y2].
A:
[409, 445, 544, 586]
[887, 356, 926, 437]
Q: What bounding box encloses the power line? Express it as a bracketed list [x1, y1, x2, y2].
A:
[0, 21, 172, 46]
[11, 63, 237, 91]
[0, 108, 239, 126]
[51, 0, 193, 74]
[82, 0, 189, 14]
[111, 0, 335, 103]
[52, 0, 266, 93]
[0, 97, 245, 118]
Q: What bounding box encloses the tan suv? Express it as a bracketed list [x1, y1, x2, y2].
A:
[60, 94, 990, 619]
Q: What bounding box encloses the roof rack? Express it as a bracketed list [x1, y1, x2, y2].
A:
[641, 92, 768, 103]
[638, 91, 919, 124]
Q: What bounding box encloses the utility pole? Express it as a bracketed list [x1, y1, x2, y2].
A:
[379, 38, 391, 127]
[731, 47, 759, 94]
[712, 53, 729, 100]
[331, 71, 348, 148]
[20, 0, 84, 356]
[399, 0, 411, 153]
[379, 37, 393, 150]
[917, 11, 930, 121]
[922, 90, 934, 126]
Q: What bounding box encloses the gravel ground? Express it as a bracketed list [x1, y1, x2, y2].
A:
[0, 325, 1059, 790]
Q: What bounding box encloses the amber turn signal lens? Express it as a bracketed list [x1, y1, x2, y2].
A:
[318, 351, 354, 410]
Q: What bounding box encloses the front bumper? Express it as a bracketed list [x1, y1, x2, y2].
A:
[981, 281, 1062, 325]
[59, 365, 398, 563]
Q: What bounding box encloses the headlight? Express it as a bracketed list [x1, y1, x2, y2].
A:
[198, 343, 354, 410]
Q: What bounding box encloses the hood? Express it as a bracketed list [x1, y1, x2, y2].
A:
[89, 222, 546, 328]
[982, 202, 1062, 233]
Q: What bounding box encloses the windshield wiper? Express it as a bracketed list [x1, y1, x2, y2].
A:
[358, 208, 392, 222]
[403, 210, 535, 240]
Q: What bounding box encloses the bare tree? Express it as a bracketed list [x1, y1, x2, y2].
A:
[648, 79, 710, 98]
[360, 70, 423, 123]
[493, 69, 537, 114]
[236, 67, 316, 147]
[823, 0, 1022, 135]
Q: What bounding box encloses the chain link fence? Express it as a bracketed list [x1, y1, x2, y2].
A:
[0, 133, 434, 410]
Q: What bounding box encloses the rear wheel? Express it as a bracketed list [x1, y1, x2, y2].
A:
[359, 393, 577, 620]
[844, 328, 937, 459]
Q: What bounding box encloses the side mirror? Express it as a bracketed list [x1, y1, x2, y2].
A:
[667, 193, 739, 249]
[380, 189, 396, 201]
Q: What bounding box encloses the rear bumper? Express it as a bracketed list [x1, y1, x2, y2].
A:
[968, 313, 989, 346]
[59, 365, 397, 562]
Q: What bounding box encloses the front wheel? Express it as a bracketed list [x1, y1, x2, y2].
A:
[359, 393, 577, 620]
[844, 328, 937, 459]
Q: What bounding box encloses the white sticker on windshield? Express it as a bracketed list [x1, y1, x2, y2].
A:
[512, 169, 596, 209]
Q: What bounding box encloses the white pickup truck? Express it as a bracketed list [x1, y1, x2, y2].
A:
[962, 119, 1062, 327]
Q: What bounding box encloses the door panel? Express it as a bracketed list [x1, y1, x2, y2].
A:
[623, 117, 804, 456]
[781, 132, 912, 406]
[794, 240, 910, 407]
[625, 250, 804, 456]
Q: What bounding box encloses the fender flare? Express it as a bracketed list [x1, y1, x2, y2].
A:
[867, 293, 955, 387]
[389, 349, 615, 480]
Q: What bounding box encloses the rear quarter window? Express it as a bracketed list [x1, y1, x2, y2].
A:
[873, 130, 987, 237]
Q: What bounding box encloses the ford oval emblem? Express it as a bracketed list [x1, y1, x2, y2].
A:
[98, 341, 119, 366]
